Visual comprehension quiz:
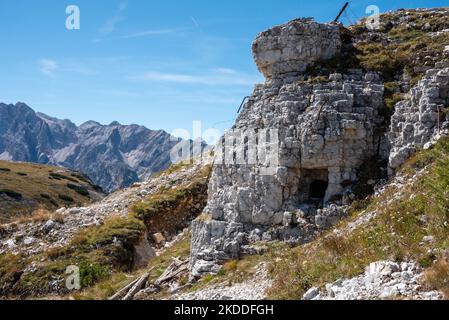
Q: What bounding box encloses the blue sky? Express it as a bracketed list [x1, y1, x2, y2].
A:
[0, 0, 448, 138]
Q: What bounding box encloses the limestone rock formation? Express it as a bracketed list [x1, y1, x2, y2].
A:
[253, 18, 341, 79]
[389, 61, 449, 171]
[190, 19, 386, 277]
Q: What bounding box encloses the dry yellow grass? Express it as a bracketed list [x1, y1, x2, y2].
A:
[423, 258, 449, 298]
[13, 209, 65, 225]
[0, 160, 102, 223]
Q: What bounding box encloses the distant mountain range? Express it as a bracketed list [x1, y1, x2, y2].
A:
[0, 102, 186, 192]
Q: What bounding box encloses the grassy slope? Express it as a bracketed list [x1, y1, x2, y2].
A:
[130, 164, 211, 234]
[263, 137, 449, 299]
[72, 164, 212, 300]
[0, 162, 211, 299]
[353, 12, 449, 113]
[0, 161, 102, 223]
[73, 231, 192, 300]
[0, 215, 146, 298]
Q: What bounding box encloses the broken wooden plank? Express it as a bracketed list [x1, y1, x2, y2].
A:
[108, 277, 140, 301]
[154, 260, 189, 286]
[122, 272, 150, 300]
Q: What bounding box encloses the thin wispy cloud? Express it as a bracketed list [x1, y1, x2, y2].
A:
[173, 93, 241, 105]
[121, 28, 184, 39]
[214, 68, 238, 75]
[95, 89, 139, 98]
[63, 65, 95, 75]
[190, 16, 200, 28]
[39, 59, 58, 76]
[39, 59, 95, 76]
[97, 1, 128, 39]
[137, 72, 197, 83]
[130, 69, 261, 87]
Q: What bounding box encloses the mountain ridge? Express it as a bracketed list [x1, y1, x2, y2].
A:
[0, 102, 182, 192]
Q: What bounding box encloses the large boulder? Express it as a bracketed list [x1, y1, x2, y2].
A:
[252, 18, 342, 79]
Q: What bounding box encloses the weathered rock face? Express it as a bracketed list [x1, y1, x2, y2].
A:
[253, 19, 341, 79]
[206, 73, 384, 222]
[190, 19, 386, 277]
[389, 61, 449, 171]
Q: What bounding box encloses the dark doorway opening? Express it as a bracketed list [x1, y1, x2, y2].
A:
[310, 180, 328, 199]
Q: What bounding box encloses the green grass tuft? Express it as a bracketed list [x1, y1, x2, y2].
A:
[0, 189, 23, 200]
[58, 194, 74, 203]
[67, 183, 90, 197]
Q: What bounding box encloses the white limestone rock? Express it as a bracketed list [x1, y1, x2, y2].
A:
[253, 18, 342, 79]
[307, 261, 442, 300]
[389, 63, 449, 171]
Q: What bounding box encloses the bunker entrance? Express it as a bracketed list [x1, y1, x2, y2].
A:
[297, 169, 329, 203]
[310, 180, 328, 199]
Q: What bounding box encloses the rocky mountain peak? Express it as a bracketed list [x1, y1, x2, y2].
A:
[79, 120, 102, 130]
[0, 103, 187, 192]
